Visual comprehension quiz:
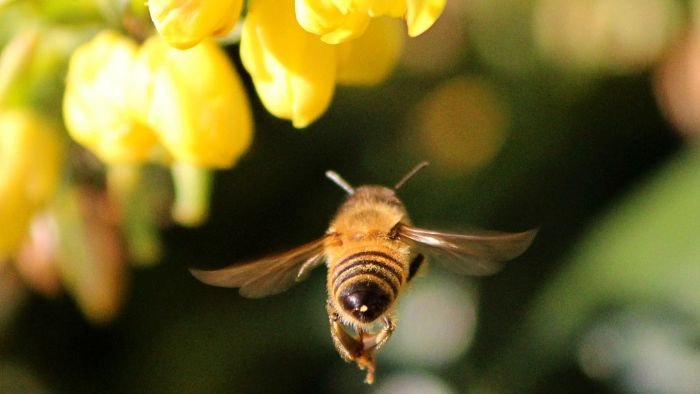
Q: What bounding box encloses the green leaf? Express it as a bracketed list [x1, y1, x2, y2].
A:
[474, 146, 700, 393]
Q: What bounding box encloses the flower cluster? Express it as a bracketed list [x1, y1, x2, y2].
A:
[0, 0, 447, 322]
[240, 0, 404, 127]
[64, 30, 252, 168]
[147, 0, 444, 127]
[295, 0, 447, 44]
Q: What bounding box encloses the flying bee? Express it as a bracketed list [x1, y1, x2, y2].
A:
[190, 162, 537, 384]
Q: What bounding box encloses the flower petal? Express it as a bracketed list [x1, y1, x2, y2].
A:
[242, 0, 336, 128]
[148, 0, 243, 49]
[405, 0, 446, 36]
[336, 17, 404, 85]
[0, 110, 63, 258]
[364, 0, 406, 18]
[295, 0, 371, 44]
[133, 36, 253, 167]
[63, 30, 158, 164]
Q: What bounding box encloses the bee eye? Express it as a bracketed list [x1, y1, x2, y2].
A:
[339, 281, 390, 323]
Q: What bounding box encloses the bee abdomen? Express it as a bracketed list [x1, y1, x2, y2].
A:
[332, 250, 404, 323]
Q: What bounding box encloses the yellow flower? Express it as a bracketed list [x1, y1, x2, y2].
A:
[295, 0, 445, 44]
[64, 30, 253, 168]
[241, 0, 336, 128]
[148, 0, 244, 49]
[294, 0, 371, 44]
[241, 0, 403, 127]
[336, 17, 404, 85]
[0, 109, 63, 259]
[63, 30, 159, 164]
[131, 35, 253, 168]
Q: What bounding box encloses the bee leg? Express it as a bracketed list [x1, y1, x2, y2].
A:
[326, 299, 363, 362]
[354, 341, 376, 385]
[351, 315, 395, 384]
[326, 301, 381, 384]
[371, 315, 396, 352]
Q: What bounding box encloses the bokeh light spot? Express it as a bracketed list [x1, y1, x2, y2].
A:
[383, 272, 476, 367]
[534, 0, 682, 73]
[654, 29, 700, 137]
[413, 76, 507, 175]
[376, 371, 457, 394]
[578, 311, 700, 393]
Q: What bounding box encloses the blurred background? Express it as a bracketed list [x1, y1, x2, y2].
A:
[3, 0, 700, 393]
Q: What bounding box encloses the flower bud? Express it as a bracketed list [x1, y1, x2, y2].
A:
[148, 0, 244, 49]
[241, 0, 335, 128]
[63, 30, 159, 164]
[295, 0, 371, 44]
[295, 0, 446, 42]
[0, 109, 63, 258]
[131, 36, 252, 167]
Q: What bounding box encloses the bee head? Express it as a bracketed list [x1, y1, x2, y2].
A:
[350, 186, 402, 206]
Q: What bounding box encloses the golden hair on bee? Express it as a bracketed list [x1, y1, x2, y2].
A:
[190, 162, 537, 384]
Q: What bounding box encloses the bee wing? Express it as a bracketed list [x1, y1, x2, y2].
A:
[189, 236, 329, 298]
[397, 224, 537, 276]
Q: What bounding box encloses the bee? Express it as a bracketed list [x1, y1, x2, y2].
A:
[190, 162, 537, 384]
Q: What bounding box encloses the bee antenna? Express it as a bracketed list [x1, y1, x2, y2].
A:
[394, 161, 429, 190]
[326, 170, 355, 194]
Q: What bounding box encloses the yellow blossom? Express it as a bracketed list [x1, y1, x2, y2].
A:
[295, 0, 446, 44]
[364, 0, 406, 18]
[242, 0, 404, 127]
[131, 35, 253, 168]
[0, 109, 63, 259]
[63, 30, 159, 164]
[294, 0, 371, 44]
[64, 30, 252, 168]
[148, 0, 244, 49]
[241, 0, 336, 128]
[336, 17, 404, 85]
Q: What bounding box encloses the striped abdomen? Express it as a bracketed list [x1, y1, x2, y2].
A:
[331, 250, 407, 323]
